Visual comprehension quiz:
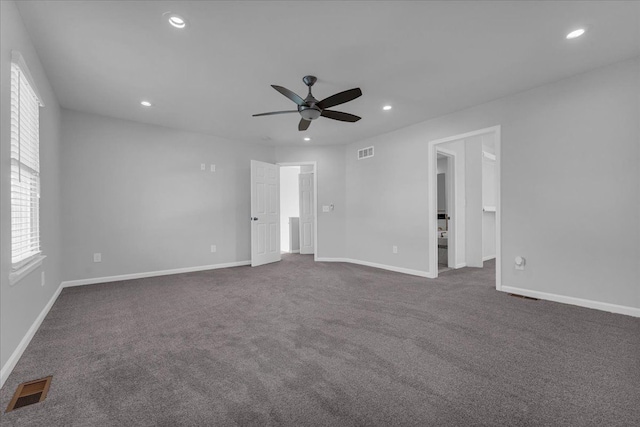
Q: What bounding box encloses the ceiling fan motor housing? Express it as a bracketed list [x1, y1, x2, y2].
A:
[299, 75, 321, 120]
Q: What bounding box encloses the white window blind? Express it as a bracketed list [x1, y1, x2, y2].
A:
[10, 60, 41, 268]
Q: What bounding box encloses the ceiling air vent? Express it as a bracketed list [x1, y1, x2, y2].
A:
[357, 146, 374, 160]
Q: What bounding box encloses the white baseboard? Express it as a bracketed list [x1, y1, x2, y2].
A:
[1, 282, 63, 389]
[315, 257, 346, 262]
[290, 250, 300, 254]
[501, 286, 640, 318]
[317, 257, 433, 278]
[483, 255, 496, 262]
[455, 262, 467, 269]
[61, 260, 251, 288]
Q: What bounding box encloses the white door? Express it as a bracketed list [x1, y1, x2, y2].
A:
[298, 172, 314, 254]
[251, 160, 281, 266]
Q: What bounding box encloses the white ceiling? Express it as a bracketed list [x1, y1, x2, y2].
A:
[16, 1, 640, 146]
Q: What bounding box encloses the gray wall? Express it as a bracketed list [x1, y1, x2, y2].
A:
[0, 1, 62, 369]
[345, 57, 640, 309]
[274, 145, 347, 258]
[346, 137, 431, 270]
[60, 116, 348, 278]
[61, 110, 273, 281]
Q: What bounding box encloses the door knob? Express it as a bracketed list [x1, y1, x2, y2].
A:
[251, 217, 258, 221]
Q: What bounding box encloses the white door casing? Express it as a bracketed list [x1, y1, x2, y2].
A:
[298, 172, 314, 254]
[251, 160, 281, 266]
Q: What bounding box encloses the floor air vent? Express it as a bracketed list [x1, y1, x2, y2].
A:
[508, 293, 539, 301]
[5, 376, 52, 412]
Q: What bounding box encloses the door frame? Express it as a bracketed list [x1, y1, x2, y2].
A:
[435, 147, 457, 269]
[427, 125, 502, 290]
[277, 161, 318, 261]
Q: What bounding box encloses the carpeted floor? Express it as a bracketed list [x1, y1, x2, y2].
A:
[1, 255, 639, 426]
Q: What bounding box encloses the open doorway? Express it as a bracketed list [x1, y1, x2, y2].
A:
[278, 162, 317, 257]
[436, 152, 455, 272]
[428, 126, 501, 289]
[280, 166, 300, 253]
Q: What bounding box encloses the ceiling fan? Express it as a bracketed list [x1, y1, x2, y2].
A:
[253, 76, 362, 131]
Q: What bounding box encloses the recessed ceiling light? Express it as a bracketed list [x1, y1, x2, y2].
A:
[566, 28, 585, 39]
[140, 101, 152, 107]
[383, 105, 392, 111]
[304, 137, 311, 142]
[166, 13, 186, 29]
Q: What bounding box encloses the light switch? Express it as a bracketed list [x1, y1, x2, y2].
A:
[210, 164, 216, 172]
[322, 205, 330, 213]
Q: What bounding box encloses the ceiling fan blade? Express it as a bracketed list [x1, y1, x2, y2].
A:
[272, 85, 306, 106]
[321, 110, 361, 122]
[298, 118, 311, 131]
[252, 110, 298, 117]
[317, 88, 362, 110]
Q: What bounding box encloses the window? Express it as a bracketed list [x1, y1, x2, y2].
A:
[10, 53, 43, 275]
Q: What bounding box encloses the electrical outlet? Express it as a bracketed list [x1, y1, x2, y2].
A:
[392, 245, 398, 254]
[41, 271, 45, 287]
[210, 164, 216, 172]
[211, 245, 217, 253]
[93, 253, 102, 263]
[200, 163, 206, 171]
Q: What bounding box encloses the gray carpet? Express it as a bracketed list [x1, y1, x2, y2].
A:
[1, 255, 639, 426]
